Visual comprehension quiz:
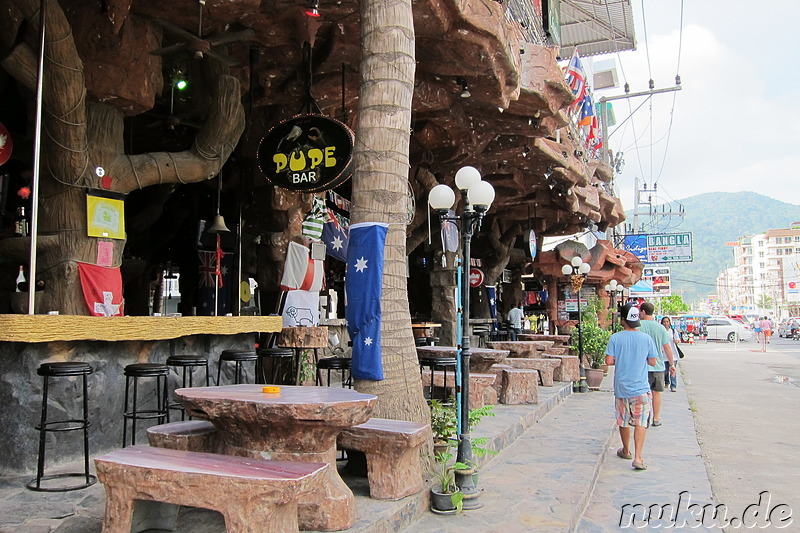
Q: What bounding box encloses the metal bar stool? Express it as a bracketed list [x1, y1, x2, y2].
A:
[418, 355, 457, 402]
[256, 348, 295, 384]
[28, 362, 96, 492]
[316, 357, 352, 388]
[216, 349, 258, 385]
[166, 355, 210, 420]
[122, 363, 170, 447]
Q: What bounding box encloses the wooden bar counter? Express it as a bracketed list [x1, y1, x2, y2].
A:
[0, 314, 283, 342]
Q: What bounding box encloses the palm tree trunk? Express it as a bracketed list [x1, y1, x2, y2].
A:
[350, 0, 430, 431]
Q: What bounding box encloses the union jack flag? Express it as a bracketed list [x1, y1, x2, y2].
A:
[199, 250, 228, 288]
[565, 50, 587, 109]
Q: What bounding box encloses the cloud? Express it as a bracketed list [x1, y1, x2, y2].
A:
[605, 9, 800, 208]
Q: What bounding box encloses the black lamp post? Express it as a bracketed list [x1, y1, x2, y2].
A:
[604, 279, 625, 328]
[429, 166, 495, 510]
[562, 257, 590, 393]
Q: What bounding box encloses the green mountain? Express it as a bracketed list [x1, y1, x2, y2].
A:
[625, 192, 800, 305]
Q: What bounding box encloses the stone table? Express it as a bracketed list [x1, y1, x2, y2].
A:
[176, 385, 377, 531]
[518, 333, 571, 344]
[486, 340, 555, 358]
[416, 345, 509, 373]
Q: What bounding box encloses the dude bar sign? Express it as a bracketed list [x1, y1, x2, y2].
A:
[258, 114, 354, 192]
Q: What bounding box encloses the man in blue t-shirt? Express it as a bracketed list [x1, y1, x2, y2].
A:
[605, 304, 658, 470]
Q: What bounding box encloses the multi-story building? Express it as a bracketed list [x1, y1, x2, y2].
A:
[719, 225, 800, 317]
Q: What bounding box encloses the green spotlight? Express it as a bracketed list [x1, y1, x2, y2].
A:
[175, 79, 188, 90]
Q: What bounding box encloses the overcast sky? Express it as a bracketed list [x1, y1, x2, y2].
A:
[587, 0, 800, 213]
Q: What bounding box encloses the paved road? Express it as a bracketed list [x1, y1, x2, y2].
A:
[679, 336, 800, 527]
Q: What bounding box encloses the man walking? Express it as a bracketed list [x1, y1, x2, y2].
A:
[605, 304, 658, 470]
[638, 302, 676, 426]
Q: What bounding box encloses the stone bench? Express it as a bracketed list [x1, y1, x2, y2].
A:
[337, 418, 429, 500]
[505, 358, 561, 386]
[94, 445, 327, 533]
[147, 420, 219, 453]
[488, 364, 539, 405]
[487, 341, 555, 358]
[544, 346, 569, 355]
[420, 371, 497, 408]
[544, 354, 580, 382]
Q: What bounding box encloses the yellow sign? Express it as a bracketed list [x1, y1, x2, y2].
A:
[86, 195, 125, 239]
[240, 281, 251, 302]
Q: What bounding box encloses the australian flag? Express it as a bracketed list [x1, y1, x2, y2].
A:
[345, 222, 388, 381]
[321, 208, 349, 262]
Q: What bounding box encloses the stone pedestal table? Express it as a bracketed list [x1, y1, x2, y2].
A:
[486, 340, 555, 358]
[416, 345, 509, 373]
[176, 385, 377, 531]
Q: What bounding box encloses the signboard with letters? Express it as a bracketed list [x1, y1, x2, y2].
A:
[782, 257, 800, 303]
[630, 266, 671, 297]
[623, 233, 693, 263]
[258, 114, 355, 192]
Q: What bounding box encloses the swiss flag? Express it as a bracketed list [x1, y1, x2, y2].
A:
[78, 262, 124, 317]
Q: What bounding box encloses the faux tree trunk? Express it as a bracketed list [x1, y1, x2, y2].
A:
[0, 0, 244, 314]
[349, 0, 430, 442]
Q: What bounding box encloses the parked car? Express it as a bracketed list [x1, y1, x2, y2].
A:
[777, 318, 800, 337]
[705, 317, 752, 342]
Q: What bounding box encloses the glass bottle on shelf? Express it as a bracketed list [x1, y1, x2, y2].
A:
[14, 207, 29, 237]
[15, 266, 25, 293]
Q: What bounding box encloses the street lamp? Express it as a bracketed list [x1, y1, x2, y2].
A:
[429, 165, 495, 510]
[604, 279, 625, 328]
[562, 257, 591, 393]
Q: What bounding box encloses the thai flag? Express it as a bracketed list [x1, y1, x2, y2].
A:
[565, 50, 587, 106]
[321, 208, 349, 262]
[345, 222, 388, 381]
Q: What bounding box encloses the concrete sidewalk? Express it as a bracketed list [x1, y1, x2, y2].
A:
[0, 368, 716, 532]
[404, 368, 715, 533]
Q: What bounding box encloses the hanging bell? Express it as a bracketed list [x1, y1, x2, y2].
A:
[207, 214, 230, 233]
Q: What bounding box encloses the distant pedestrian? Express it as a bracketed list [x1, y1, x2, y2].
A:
[753, 319, 762, 343]
[605, 304, 658, 470]
[507, 304, 524, 341]
[661, 316, 680, 392]
[760, 316, 772, 352]
[637, 302, 675, 426]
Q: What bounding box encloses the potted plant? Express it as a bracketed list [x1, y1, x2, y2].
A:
[429, 399, 457, 456]
[430, 451, 467, 514]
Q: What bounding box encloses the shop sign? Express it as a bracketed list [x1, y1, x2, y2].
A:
[0, 121, 13, 166]
[257, 114, 354, 192]
[469, 267, 485, 288]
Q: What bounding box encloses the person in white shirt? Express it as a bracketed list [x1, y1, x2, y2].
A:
[507, 304, 524, 341]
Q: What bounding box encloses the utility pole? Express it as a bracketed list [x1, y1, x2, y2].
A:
[600, 83, 682, 242]
[599, 84, 683, 167]
[629, 177, 684, 235]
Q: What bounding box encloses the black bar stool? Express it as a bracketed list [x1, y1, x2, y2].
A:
[122, 363, 170, 447]
[418, 355, 457, 402]
[166, 355, 210, 420]
[27, 362, 96, 492]
[316, 357, 352, 388]
[257, 348, 295, 384]
[216, 349, 258, 385]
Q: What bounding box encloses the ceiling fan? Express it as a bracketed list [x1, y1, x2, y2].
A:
[149, 2, 255, 66]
